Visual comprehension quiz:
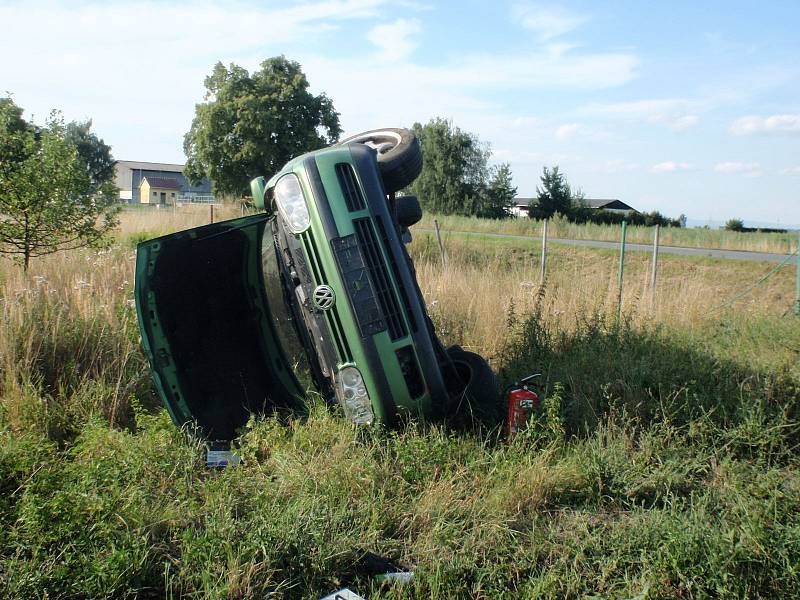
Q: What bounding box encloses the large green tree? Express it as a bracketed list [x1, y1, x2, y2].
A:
[65, 120, 115, 195]
[1, 97, 35, 165]
[408, 118, 493, 216]
[184, 56, 341, 196]
[0, 112, 118, 271]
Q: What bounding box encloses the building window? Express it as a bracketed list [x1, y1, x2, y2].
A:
[171, 192, 176, 197]
[153, 192, 157, 196]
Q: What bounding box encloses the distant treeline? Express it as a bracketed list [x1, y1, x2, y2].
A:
[568, 206, 684, 228]
[724, 219, 787, 234]
[739, 227, 788, 233]
[527, 166, 684, 227]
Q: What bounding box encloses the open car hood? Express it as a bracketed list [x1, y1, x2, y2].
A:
[134, 214, 305, 444]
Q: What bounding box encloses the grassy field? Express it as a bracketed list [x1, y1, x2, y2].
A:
[419, 213, 800, 255]
[1, 208, 799, 598]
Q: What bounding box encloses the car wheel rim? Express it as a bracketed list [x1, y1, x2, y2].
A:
[345, 130, 402, 155]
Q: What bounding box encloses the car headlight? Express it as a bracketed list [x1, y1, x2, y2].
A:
[274, 174, 310, 233]
[336, 366, 374, 424]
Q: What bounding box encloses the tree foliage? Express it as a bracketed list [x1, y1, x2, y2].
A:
[528, 166, 574, 219]
[483, 163, 518, 219]
[725, 218, 745, 232]
[184, 56, 341, 196]
[1, 97, 35, 165]
[528, 165, 682, 227]
[408, 118, 516, 218]
[0, 108, 118, 271]
[570, 207, 683, 227]
[65, 120, 115, 195]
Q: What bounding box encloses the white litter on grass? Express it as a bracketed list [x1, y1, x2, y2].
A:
[320, 589, 367, 600]
[206, 450, 240, 468]
[375, 571, 414, 584]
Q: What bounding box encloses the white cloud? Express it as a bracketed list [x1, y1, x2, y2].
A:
[0, 0, 387, 160]
[667, 114, 700, 131]
[512, 4, 589, 41]
[714, 162, 762, 176]
[730, 114, 800, 135]
[367, 18, 422, 61]
[650, 161, 691, 173]
[578, 99, 700, 131]
[600, 159, 639, 173]
[304, 46, 638, 137]
[580, 98, 694, 118]
[0, 0, 638, 172]
[511, 116, 542, 128]
[555, 123, 581, 140]
[781, 166, 800, 174]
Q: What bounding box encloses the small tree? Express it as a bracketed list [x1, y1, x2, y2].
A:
[725, 218, 745, 232]
[184, 56, 341, 196]
[529, 166, 573, 219]
[480, 163, 517, 218]
[0, 113, 119, 271]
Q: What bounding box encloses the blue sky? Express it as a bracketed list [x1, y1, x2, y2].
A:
[2, 1, 799, 226]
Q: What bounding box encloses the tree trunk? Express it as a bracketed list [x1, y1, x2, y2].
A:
[23, 214, 30, 272]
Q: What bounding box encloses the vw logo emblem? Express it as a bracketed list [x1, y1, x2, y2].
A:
[312, 285, 335, 311]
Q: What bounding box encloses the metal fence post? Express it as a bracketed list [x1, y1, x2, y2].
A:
[617, 220, 628, 323]
[434, 219, 447, 269]
[540, 219, 548, 285]
[795, 229, 800, 316]
[650, 224, 660, 309]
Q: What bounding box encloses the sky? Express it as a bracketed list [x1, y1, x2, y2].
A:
[2, 0, 799, 227]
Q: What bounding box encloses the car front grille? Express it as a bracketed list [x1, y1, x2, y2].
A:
[301, 230, 352, 362]
[353, 219, 407, 341]
[336, 163, 366, 212]
[375, 216, 418, 333]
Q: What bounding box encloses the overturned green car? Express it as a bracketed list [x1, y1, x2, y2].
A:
[134, 128, 496, 445]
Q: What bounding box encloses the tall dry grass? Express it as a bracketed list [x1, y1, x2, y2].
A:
[418, 213, 799, 255]
[409, 232, 797, 361]
[117, 203, 243, 240]
[1, 208, 796, 438]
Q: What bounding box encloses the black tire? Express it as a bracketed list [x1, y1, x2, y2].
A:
[395, 195, 422, 227]
[339, 128, 423, 193]
[445, 346, 501, 425]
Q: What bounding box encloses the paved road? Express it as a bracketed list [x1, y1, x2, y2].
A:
[416, 228, 795, 264]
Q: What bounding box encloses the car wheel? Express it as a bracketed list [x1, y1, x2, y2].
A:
[395, 195, 422, 227]
[339, 128, 423, 194]
[445, 346, 501, 426]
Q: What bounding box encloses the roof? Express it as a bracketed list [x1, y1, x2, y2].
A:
[140, 176, 182, 190]
[512, 197, 637, 212]
[116, 160, 185, 172]
[585, 199, 636, 211]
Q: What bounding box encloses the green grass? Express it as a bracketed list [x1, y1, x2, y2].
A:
[1, 294, 799, 598]
[1, 225, 800, 598]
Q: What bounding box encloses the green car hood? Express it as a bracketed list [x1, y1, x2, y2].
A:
[134, 214, 305, 444]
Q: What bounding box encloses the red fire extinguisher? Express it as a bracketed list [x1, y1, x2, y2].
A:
[505, 373, 541, 436]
